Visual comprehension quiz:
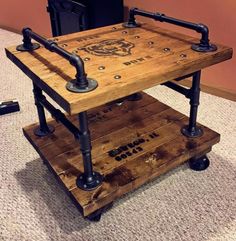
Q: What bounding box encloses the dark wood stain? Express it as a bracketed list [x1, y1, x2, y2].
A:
[104, 166, 134, 186]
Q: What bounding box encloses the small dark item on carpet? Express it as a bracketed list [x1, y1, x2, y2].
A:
[0, 99, 20, 115]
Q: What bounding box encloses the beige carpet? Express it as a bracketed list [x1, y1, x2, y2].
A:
[0, 28, 236, 241]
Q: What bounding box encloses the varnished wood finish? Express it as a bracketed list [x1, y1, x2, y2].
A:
[23, 93, 220, 217]
[6, 23, 233, 114]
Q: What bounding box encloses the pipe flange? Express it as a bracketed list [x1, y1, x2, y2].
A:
[127, 93, 143, 101]
[122, 22, 141, 28]
[181, 125, 203, 138]
[66, 78, 98, 93]
[16, 43, 40, 51]
[34, 125, 55, 137]
[191, 43, 217, 52]
[76, 172, 103, 191]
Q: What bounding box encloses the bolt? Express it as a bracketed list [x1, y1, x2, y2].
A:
[98, 66, 105, 70]
[180, 54, 187, 58]
[163, 47, 170, 52]
[114, 75, 121, 79]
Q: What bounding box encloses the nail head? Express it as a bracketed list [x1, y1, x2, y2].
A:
[98, 66, 105, 70]
[114, 75, 121, 79]
[163, 48, 170, 52]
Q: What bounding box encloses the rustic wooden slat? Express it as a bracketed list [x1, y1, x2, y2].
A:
[23, 95, 220, 217]
[22, 93, 159, 149]
[6, 23, 232, 114]
[71, 123, 219, 216]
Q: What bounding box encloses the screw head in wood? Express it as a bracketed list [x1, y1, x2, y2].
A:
[114, 75, 121, 79]
[163, 47, 170, 52]
[180, 53, 187, 58]
[98, 66, 105, 70]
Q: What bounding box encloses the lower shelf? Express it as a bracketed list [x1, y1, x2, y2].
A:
[23, 93, 220, 217]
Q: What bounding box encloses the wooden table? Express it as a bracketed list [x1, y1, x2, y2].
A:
[5, 11, 232, 221]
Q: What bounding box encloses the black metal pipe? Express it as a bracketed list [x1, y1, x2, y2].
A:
[21, 28, 89, 88]
[78, 112, 94, 180]
[188, 71, 201, 132]
[181, 71, 203, 137]
[32, 83, 55, 136]
[125, 8, 217, 52]
[38, 94, 81, 138]
[76, 111, 103, 191]
[162, 81, 190, 98]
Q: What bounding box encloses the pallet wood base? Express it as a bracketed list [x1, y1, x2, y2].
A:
[23, 93, 220, 218]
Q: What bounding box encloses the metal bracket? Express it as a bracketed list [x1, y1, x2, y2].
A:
[124, 8, 217, 52]
[16, 27, 98, 93]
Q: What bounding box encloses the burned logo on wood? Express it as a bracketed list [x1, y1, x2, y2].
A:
[80, 39, 135, 57]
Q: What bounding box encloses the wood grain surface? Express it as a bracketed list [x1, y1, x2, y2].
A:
[23, 93, 220, 217]
[6, 23, 233, 114]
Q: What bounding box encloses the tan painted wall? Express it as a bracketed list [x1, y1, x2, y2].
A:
[0, 0, 51, 36]
[0, 0, 235, 92]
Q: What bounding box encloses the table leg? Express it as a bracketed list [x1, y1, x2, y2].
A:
[76, 111, 103, 191]
[32, 83, 55, 137]
[181, 71, 203, 137]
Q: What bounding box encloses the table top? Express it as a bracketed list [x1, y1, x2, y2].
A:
[6, 23, 232, 114]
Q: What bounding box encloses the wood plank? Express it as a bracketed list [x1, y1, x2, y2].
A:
[6, 23, 233, 114]
[23, 93, 159, 149]
[72, 123, 220, 216]
[23, 95, 220, 217]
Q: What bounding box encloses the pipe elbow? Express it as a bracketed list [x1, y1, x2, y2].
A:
[130, 7, 138, 14]
[197, 23, 209, 35]
[22, 27, 31, 37]
[70, 54, 87, 80]
[70, 54, 84, 71]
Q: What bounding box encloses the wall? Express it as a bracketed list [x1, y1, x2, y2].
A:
[0, 0, 51, 36]
[0, 0, 235, 92]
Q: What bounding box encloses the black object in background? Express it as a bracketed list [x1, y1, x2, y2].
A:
[0, 100, 20, 115]
[47, 0, 124, 37]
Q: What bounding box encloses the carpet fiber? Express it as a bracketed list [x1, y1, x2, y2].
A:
[0, 29, 236, 241]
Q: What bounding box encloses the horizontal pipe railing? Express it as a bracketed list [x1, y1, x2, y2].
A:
[124, 8, 217, 52]
[38, 94, 81, 138]
[16, 28, 99, 92]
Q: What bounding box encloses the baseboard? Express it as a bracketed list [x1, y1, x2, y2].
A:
[0, 25, 22, 35]
[174, 79, 236, 102]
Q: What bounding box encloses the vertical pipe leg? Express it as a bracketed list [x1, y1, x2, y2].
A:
[76, 111, 103, 191]
[181, 71, 203, 137]
[33, 83, 54, 137]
